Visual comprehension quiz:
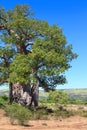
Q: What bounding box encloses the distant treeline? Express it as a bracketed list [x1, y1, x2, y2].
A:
[39, 89, 87, 105]
[63, 89, 87, 101]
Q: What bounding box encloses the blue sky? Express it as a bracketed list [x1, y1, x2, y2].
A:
[0, 0, 87, 89]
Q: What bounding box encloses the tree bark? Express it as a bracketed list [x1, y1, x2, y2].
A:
[9, 82, 32, 106]
[30, 83, 39, 107]
[9, 82, 39, 107]
[9, 82, 13, 104]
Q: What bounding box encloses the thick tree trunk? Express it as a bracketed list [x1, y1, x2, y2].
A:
[9, 82, 13, 104]
[9, 82, 39, 107]
[30, 83, 39, 107]
[9, 83, 31, 106]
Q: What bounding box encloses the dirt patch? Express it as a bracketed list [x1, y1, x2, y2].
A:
[0, 109, 87, 130]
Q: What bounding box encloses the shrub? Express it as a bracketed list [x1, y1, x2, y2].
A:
[54, 108, 74, 119]
[0, 95, 9, 109]
[47, 90, 68, 106]
[31, 107, 49, 120]
[5, 103, 31, 125]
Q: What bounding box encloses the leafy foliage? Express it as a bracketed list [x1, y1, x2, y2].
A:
[5, 103, 31, 125]
[0, 4, 78, 90]
[47, 90, 68, 105]
[0, 95, 9, 108]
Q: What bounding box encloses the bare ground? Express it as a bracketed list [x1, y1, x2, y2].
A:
[0, 109, 87, 130]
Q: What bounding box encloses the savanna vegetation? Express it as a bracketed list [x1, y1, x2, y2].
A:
[0, 89, 87, 126]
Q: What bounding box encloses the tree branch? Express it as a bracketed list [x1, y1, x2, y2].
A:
[25, 42, 34, 47]
[0, 80, 8, 85]
[0, 15, 8, 22]
[0, 24, 5, 29]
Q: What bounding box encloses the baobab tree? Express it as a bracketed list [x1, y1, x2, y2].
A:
[0, 4, 77, 106]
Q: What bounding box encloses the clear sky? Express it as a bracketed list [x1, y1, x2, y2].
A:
[0, 0, 87, 89]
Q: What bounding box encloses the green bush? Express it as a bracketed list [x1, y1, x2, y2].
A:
[54, 108, 74, 119]
[5, 103, 31, 125]
[0, 95, 9, 109]
[82, 110, 87, 117]
[30, 107, 49, 120]
[47, 90, 68, 106]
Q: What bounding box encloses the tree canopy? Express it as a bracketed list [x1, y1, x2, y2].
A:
[0, 4, 78, 91]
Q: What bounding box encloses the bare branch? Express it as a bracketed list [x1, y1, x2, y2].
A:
[25, 42, 34, 47]
[0, 80, 8, 85]
[27, 49, 33, 53]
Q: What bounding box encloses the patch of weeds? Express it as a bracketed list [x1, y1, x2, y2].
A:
[5, 103, 32, 126]
[42, 123, 47, 126]
[54, 108, 74, 119]
[82, 111, 87, 117]
[77, 110, 87, 117]
[0, 95, 9, 109]
[30, 106, 49, 120]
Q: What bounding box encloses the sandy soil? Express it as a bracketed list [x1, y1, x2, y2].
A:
[0, 109, 87, 130]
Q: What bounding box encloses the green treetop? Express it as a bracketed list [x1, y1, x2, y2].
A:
[0, 4, 78, 91]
